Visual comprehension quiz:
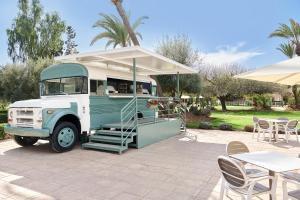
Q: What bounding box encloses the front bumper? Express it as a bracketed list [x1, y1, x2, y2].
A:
[4, 125, 50, 138]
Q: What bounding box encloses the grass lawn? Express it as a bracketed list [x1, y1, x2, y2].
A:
[187, 106, 300, 131]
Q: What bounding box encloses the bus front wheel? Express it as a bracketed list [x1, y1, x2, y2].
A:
[50, 121, 78, 153]
[14, 136, 38, 147]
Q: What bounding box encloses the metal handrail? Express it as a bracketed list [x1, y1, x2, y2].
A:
[120, 97, 137, 147]
[120, 96, 187, 147]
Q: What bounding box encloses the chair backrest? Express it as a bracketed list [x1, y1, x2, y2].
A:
[258, 120, 270, 130]
[226, 141, 250, 156]
[253, 116, 259, 123]
[287, 120, 298, 129]
[217, 156, 247, 188]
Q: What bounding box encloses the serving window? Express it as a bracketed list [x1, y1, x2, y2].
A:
[107, 78, 151, 95]
[90, 80, 105, 96]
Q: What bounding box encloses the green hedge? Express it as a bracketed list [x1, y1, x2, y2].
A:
[0, 124, 5, 140]
[0, 111, 7, 123]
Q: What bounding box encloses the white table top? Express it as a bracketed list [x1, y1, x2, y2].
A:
[230, 151, 300, 173]
[264, 119, 288, 123]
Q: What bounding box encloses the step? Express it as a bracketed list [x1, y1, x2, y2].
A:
[82, 142, 127, 154]
[90, 135, 133, 144]
[95, 130, 137, 137]
[102, 123, 137, 130]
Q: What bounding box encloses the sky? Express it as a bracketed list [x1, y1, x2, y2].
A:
[0, 0, 300, 69]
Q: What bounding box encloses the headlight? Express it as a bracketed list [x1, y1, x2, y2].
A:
[9, 110, 13, 118]
[8, 110, 13, 124]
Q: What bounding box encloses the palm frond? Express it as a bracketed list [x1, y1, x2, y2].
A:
[132, 16, 149, 30]
[277, 42, 295, 58]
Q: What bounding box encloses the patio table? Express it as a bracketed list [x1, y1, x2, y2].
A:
[264, 119, 288, 142]
[230, 151, 300, 200]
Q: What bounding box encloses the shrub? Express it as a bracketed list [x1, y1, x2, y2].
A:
[0, 112, 7, 123]
[219, 123, 233, 131]
[189, 106, 211, 117]
[0, 124, 5, 140]
[198, 121, 213, 129]
[252, 94, 272, 110]
[244, 125, 254, 132]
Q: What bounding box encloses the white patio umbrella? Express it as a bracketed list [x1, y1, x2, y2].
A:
[235, 56, 300, 86]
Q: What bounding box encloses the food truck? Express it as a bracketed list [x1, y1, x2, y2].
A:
[4, 47, 196, 154]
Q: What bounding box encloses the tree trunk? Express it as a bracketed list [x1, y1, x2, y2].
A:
[111, 0, 140, 46]
[218, 96, 227, 111]
[292, 85, 299, 108]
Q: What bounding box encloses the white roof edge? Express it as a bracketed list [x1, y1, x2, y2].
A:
[55, 46, 198, 74]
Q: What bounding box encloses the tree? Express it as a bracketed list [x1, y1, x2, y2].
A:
[200, 64, 281, 111]
[64, 26, 79, 55]
[111, 0, 140, 46]
[200, 64, 241, 111]
[0, 58, 53, 102]
[270, 19, 300, 55]
[7, 0, 66, 62]
[270, 19, 300, 108]
[155, 35, 201, 97]
[91, 13, 147, 48]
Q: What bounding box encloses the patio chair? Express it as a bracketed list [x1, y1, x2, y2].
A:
[284, 120, 299, 143]
[252, 116, 259, 139]
[257, 120, 273, 143]
[226, 141, 268, 178]
[218, 156, 276, 200]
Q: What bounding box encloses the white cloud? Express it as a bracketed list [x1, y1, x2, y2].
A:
[200, 42, 263, 65]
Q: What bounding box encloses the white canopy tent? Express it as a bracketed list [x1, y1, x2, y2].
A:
[235, 56, 300, 86]
[55, 46, 197, 98]
[55, 46, 197, 76]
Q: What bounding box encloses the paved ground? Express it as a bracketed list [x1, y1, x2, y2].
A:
[1, 130, 300, 200]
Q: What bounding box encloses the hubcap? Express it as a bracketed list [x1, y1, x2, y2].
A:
[58, 127, 75, 148]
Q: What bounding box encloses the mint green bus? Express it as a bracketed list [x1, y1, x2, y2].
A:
[5, 47, 195, 154]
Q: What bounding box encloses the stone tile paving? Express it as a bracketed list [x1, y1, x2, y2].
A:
[0, 129, 300, 199]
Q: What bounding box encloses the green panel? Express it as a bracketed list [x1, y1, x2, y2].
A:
[89, 96, 155, 130]
[136, 119, 181, 148]
[40, 63, 88, 80]
[4, 125, 50, 137]
[42, 103, 78, 133]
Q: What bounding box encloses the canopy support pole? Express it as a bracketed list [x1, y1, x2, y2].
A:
[133, 58, 138, 121]
[176, 72, 180, 98]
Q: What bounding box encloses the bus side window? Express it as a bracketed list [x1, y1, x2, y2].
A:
[90, 80, 104, 96]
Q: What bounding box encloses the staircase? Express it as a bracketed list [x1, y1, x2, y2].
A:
[82, 97, 138, 154]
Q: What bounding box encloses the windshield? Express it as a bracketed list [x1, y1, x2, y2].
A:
[41, 77, 88, 96]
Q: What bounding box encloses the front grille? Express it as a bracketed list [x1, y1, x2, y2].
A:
[17, 110, 34, 116]
[15, 108, 35, 128]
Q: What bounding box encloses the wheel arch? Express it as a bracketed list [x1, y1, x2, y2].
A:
[45, 111, 81, 134]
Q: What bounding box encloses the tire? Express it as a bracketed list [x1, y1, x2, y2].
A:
[14, 136, 38, 147]
[50, 121, 78, 153]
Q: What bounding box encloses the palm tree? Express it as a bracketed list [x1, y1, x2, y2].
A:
[111, 0, 140, 46]
[270, 19, 300, 108]
[270, 19, 300, 55]
[91, 13, 147, 48]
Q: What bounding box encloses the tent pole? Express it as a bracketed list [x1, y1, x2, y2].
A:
[133, 58, 136, 98]
[176, 72, 180, 98]
[133, 58, 137, 120]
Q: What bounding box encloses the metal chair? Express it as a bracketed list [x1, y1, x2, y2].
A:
[281, 154, 300, 199]
[284, 120, 299, 143]
[226, 141, 268, 178]
[252, 116, 259, 138]
[218, 156, 276, 200]
[257, 120, 273, 142]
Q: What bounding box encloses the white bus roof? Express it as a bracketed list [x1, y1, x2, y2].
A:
[55, 46, 197, 76]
